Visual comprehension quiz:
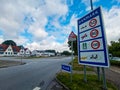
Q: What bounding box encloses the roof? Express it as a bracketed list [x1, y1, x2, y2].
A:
[0, 44, 21, 52]
[0, 44, 9, 51]
[12, 46, 21, 52]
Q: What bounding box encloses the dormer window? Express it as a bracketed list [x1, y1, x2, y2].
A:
[8, 49, 11, 51]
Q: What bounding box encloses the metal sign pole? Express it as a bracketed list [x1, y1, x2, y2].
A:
[102, 67, 107, 90]
[90, 0, 93, 10]
[90, 0, 101, 81]
[68, 31, 76, 83]
[71, 41, 73, 83]
[97, 67, 101, 81]
[21, 55, 22, 64]
[84, 65, 87, 82]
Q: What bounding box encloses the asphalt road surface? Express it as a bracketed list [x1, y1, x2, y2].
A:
[0, 56, 71, 90]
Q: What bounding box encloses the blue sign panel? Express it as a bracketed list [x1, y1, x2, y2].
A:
[77, 7, 109, 67]
[61, 64, 71, 73]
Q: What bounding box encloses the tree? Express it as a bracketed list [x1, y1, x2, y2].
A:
[68, 37, 78, 55]
[108, 39, 120, 57]
[61, 51, 71, 56]
[2, 40, 17, 46]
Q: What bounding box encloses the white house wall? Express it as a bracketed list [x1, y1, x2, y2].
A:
[4, 45, 14, 56]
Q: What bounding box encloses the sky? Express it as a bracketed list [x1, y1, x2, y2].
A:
[0, 0, 120, 52]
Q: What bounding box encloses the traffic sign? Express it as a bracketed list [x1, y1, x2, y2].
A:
[68, 31, 76, 41]
[89, 18, 97, 27]
[91, 40, 100, 49]
[61, 64, 71, 73]
[90, 29, 99, 38]
[77, 6, 109, 67]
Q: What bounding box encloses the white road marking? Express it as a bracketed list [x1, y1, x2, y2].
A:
[33, 87, 41, 90]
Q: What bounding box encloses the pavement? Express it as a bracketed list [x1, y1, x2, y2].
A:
[0, 60, 23, 68]
[0, 60, 120, 90]
[105, 66, 120, 89]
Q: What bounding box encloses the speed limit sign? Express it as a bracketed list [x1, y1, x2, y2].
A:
[89, 18, 97, 27]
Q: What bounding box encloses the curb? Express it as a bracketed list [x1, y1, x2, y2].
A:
[0, 62, 26, 68]
[55, 73, 69, 90]
[55, 77, 69, 90]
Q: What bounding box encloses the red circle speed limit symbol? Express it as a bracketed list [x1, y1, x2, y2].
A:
[90, 29, 99, 38]
[89, 18, 97, 27]
[91, 40, 100, 49]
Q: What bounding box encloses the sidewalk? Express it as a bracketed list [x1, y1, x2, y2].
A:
[110, 66, 120, 74]
[0, 60, 24, 68]
[105, 66, 120, 89]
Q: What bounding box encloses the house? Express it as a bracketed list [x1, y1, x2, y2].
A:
[24, 48, 31, 57]
[32, 50, 55, 57]
[0, 44, 20, 56]
[0, 44, 31, 57]
[42, 52, 55, 56]
[17, 47, 31, 57]
[31, 50, 44, 57]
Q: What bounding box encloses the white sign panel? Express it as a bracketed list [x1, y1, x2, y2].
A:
[77, 7, 109, 67]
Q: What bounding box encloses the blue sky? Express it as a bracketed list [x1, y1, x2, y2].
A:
[0, 0, 120, 52]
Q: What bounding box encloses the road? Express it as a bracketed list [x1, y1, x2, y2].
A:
[0, 56, 71, 90]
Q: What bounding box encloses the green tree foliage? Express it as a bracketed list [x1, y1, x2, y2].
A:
[45, 50, 56, 53]
[45, 50, 56, 55]
[68, 38, 77, 55]
[61, 51, 71, 56]
[2, 40, 17, 46]
[108, 39, 120, 57]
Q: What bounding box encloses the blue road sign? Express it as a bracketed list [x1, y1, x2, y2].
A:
[61, 64, 71, 73]
[77, 6, 109, 67]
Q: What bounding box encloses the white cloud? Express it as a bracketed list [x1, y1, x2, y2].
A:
[26, 36, 69, 52]
[0, 36, 4, 44]
[81, 0, 99, 11]
[103, 6, 120, 44]
[113, 0, 120, 3]
[0, 0, 69, 51]
[41, 0, 68, 16]
[82, 0, 99, 5]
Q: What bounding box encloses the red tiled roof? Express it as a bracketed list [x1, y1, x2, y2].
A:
[0, 44, 21, 52]
[0, 44, 9, 51]
[12, 46, 21, 52]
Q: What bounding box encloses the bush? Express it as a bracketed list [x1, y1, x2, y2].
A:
[110, 60, 120, 67]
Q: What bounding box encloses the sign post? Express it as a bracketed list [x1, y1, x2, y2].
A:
[68, 31, 77, 83]
[61, 64, 72, 73]
[61, 64, 72, 82]
[90, 0, 101, 82]
[77, 6, 109, 89]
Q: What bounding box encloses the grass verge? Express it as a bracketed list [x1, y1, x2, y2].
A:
[57, 72, 117, 90]
[70, 57, 93, 71]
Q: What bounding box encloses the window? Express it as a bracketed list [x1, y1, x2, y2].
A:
[8, 49, 11, 51]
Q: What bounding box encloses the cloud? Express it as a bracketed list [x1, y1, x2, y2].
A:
[103, 6, 120, 44]
[113, 0, 120, 3]
[81, 0, 99, 11]
[26, 36, 69, 52]
[0, 0, 70, 51]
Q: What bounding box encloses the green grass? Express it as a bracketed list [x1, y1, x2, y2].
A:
[70, 57, 93, 71]
[110, 60, 120, 67]
[57, 72, 117, 90]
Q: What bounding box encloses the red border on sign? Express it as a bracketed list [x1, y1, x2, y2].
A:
[89, 18, 97, 27]
[91, 40, 100, 49]
[90, 29, 99, 38]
